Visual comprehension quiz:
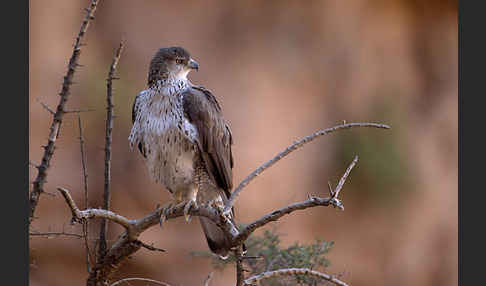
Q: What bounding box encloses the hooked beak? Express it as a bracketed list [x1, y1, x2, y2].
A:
[188, 59, 199, 71]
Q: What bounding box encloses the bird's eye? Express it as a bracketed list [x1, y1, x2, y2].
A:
[175, 59, 184, 65]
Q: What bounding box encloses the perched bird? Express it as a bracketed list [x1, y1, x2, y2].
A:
[129, 47, 236, 258]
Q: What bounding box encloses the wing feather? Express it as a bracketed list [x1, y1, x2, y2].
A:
[182, 86, 233, 196]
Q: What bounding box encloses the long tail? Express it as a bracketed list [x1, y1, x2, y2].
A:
[199, 216, 232, 259]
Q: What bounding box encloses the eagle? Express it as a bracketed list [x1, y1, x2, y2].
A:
[129, 47, 235, 258]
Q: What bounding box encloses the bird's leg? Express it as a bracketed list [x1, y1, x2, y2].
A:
[181, 185, 198, 223]
[160, 185, 198, 225]
[159, 199, 176, 227]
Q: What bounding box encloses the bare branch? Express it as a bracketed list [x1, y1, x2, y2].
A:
[233, 197, 337, 247]
[57, 186, 235, 284]
[99, 39, 125, 258]
[235, 248, 245, 286]
[232, 155, 356, 247]
[110, 277, 173, 286]
[29, 0, 101, 225]
[333, 155, 358, 199]
[78, 116, 89, 210]
[78, 116, 93, 272]
[29, 231, 84, 239]
[58, 188, 134, 231]
[138, 241, 166, 252]
[36, 99, 55, 115]
[203, 272, 213, 286]
[243, 268, 349, 286]
[224, 122, 390, 213]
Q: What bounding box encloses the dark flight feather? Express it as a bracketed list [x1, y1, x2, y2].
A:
[182, 86, 234, 198]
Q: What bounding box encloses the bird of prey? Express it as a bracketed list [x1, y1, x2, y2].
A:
[129, 47, 235, 258]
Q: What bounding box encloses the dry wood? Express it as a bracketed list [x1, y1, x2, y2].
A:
[224, 122, 390, 214]
[29, 0, 101, 224]
[98, 39, 125, 260]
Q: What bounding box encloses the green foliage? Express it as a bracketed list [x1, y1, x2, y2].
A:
[192, 227, 334, 285]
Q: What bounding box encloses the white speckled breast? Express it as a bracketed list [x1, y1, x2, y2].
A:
[129, 79, 199, 193]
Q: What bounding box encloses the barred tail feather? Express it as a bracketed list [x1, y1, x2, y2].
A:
[199, 217, 232, 259]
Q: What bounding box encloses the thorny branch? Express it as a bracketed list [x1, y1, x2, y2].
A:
[224, 122, 390, 214]
[98, 39, 125, 261]
[78, 116, 94, 271]
[29, 231, 84, 239]
[29, 0, 101, 225]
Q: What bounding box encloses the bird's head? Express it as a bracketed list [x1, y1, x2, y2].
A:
[147, 46, 199, 87]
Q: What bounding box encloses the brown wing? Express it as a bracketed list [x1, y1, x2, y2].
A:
[132, 92, 147, 158]
[182, 86, 234, 196]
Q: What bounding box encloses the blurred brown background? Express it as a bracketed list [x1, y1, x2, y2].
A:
[29, 0, 457, 285]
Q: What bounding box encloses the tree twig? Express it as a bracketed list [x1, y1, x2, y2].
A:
[203, 272, 213, 286]
[110, 277, 173, 286]
[78, 116, 89, 213]
[98, 39, 125, 259]
[58, 188, 134, 231]
[78, 116, 93, 272]
[224, 122, 390, 214]
[243, 268, 349, 286]
[235, 247, 246, 286]
[138, 241, 166, 252]
[333, 155, 358, 199]
[36, 99, 55, 115]
[232, 155, 357, 247]
[29, 0, 101, 225]
[29, 231, 84, 239]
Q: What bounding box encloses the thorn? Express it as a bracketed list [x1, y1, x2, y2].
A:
[37, 99, 55, 115]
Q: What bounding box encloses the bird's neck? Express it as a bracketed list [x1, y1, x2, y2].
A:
[153, 77, 190, 94]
